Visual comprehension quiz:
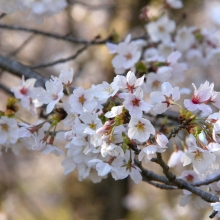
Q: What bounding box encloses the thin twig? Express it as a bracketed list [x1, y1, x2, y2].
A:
[209, 210, 218, 219]
[0, 83, 13, 96]
[144, 180, 177, 190]
[0, 24, 107, 45]
[167, 118, 192, 139]
[193, 173, 220, 187]
[31, 44, 88, 69]
[0, 13, 6, 20]
[7, 34, 35, 57]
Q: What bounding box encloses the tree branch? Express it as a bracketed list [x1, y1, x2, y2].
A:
[31, 44, 88, 69]
[0, 54, 47, 87]
[167, 118, 192, 139]
[193, 173, 220, 187]
[152, 153, 219, 203]
[7, 34, 35, 57]
[0, 24, 107, 45]
[144, 179, 177, 190]
[0, 83, 13, 96]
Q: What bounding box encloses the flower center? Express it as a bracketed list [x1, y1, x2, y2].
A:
[52, 93, 58, 100]
[104, 86, 114, 94]
[162, 95, 173, 107]
[137, 122, 145, 131]
[1, 124, 8, 131]
[20, 87, 28, 95]
[153, 80, 160, 88]
[158, 26, 165, 32]
[125, 53, 132, 60]
[193, 150, 204, 161]
[126, 83, 135, 93]
[185, 174, 194, 182]
[132, 98, 140, 106]
[89, 122, 96, 130]
[191, 95, 200, 104]
[79, 95, 85, 104]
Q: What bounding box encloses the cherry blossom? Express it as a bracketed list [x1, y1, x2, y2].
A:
[181, 146, 216, 174]
[110, 34, 141, 71]
[0, 116, 18, 145]
[184, 81, 213, 114]
[128, 117, 155, 142]
[37, 80, 64, 114]
[115, 71, 145, 93]
[11, 76, 42, 110]
[150, 82, 180, 114]
[69, 87, 97, 114]
[146, 16, 176, 43]
[119, 87, 153, 118]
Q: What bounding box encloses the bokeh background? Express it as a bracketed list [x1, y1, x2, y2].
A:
[0, 0, 220, 219]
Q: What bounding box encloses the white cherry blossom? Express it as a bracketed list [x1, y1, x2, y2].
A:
[111, 35, 141, 70]
[181, 146, 216, 174]
[69, 87, 97, 114]
[184, 81, 213, 114]
[150, 82, 180, 114]
[0, 116, 18, 145]
[146, 16, 176, 43]
[128, 117, 155, 142]
[37, 80, 64, 114]
[119, 87, 153, 118]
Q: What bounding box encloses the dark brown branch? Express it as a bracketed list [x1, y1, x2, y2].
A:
[0, 13, 6, 20]
[152, 153, 219, 203]
[31, 44, 88, 69]
[167, 118, 192, 139]
[193, 173, 220, 187]
[8, 34, 35, 57]
[0, 83, 13, 96]
[135, 159, 172, 185]
[0, 54, 47, 87]
[209, 210, 218, 218]
[144, 179, 177, 190]
[0, 24, 107, 45]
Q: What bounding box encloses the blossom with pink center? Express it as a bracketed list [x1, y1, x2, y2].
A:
[114, 71, 145, 93]
[178, 170, 200, 184]
[37, 80, 64, 114]
[184, 81, 213, 114]
[119, 87, 153, 118]
[11, 76, 40, 109]
[110, 34, 141, 70]
[150, 82, 180, 114]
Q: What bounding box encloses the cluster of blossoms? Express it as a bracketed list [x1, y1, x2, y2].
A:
[0, 0, 67, 23]
[2, 0, 220, 217]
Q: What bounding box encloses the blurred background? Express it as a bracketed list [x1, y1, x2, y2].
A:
[0, 0, 220, 219]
